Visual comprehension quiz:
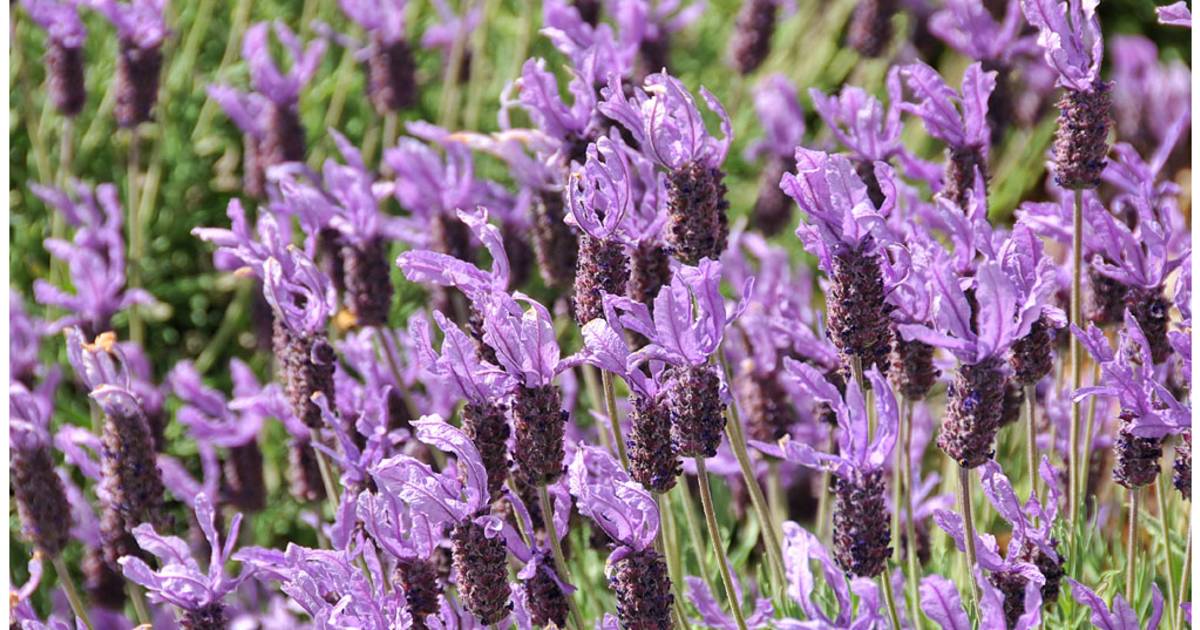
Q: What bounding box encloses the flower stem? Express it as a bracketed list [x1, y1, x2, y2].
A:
[1126, 487, 1139, 604]
[901, 397, 923, 630]
[601, 369, 630, 470]
[436, 6, 471, 130]
[767, 459, 785, 529]
[51, 555, 93, 630]
[1178, 525, 1191, 623]
[1068, 188, 1084, 528]
[1156, 475, 1179, 630]
[581, 365, 614, 455]
[1077, 361, 1102, 517]
[695, 457, 749, 630]
[129, 582, 152, 625]
[127, 130, 145, 346]
[675, 477, 715, 593]
[957, 466, 981, 617]
[310, 428, 342, 514]
[816, 430, 834, 543]
[880, 566, 904, 630]
[655, 493, 690, 629]
[1025, 383, 1040, 504]
[537, 485, 586, 630]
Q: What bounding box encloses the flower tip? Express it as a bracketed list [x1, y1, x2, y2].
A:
[84, 330, 118, 353]
[334, 307, 358, 332]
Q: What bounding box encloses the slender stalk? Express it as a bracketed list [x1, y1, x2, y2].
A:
[537, 485, 585, 630]
[127, 131, 145, 345]
[436, 3, 471, 130]
[601, 370, 630, 470]
[958, 466, 981, 615]
[892, 416, 903, 565]
[695, 457, 749, 630]
[676, 478, 715, 593]
[880, 568, 904, 630]
[381, 111, 399, 165]
[129, 582, 152, 625]
[1068, 188, 1084, 527]
[901, 398, 923, 630]
[1126, 487, 1139, 604]
[462, 0, 497, 129]
[656, 493, 690, 629]
[767, 460, 785, 529]
[581, 365, 613, 454]
[1156, 476, 1178, 630]
[1025, 384, 1040, 503]
[816, 430, 834, 542]
[1077, 362, 1103, 516]
[1178, 526, 1191, 622]
[51, 556, 93, 630]
[310, 428, 342, 511]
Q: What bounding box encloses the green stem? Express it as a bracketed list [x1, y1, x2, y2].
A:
[462, 0, 498, 130]
[436, 4, 471, 130]
[538, 485, 586, 630]
[310, 428, 342, 513]
[194, 281, 250, 375]
[1156, 476, 1179, 630]
[190, 0, 251, 141]
[901, 398, 923, 630]
[581, 365, 613, 454]
[695, 457, 749, 630]
[1025, 384, 1040, 504]
[1178, 525, 1191, 622]
[880, 566, 904, 630]
[129, 582, 152, 625]
[1068, 188, 1084, 528]
[51, 556, 93, 630]
[675, 478, 715, 594]
[767, 459, 785, 530]
[601, 370, 630, 470]
[958, 466, 981, 617]
[816, 430, 834, 542]
[656, 493, 690, 629]
[1077, 361, 1102, 517]
[127, 131, 145, 346]
[1126, 487, 1139, 604]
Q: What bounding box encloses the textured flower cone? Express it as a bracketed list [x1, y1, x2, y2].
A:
[854, 160, 887, 210]
[243, 134, 267, 200]
[84, 545, 127, 609]
[847, 0, 896, 58]
[532, 189, 579, 290]
[988, 569, 1031, 629]
[635, 36, 672, 82]
[574, 0, 602, 24]
[730, 0, 778, 75]
[466, 307, 500, 365]
[1125, 286, 1172, 364]
[100, 501, 143, 567]
[736, 362, 796, 443]
[463, 401, 511, 500]
[395, 557, 442, 629]
[889, 333, 939, 400]
[343, 237, 394, 328]
[1085, 263, 1129, 325]
[628, 393, 681, 494]
[663, 364, 726, 458]
[574, 235, 630, 325]
[999, 378, 1024, 428]
[146, 405, 168, 452]
[368, 38, 417, 113]
[114, 41, 162, 127]
[273, 321, 336, 430]
[100, 402, 168, 548]
[1014, 538, 1066, 606]
[609, 548, 675, 630]
[938, 357, 1006, 468]
[665, 163, 730, 265]
[224, 441, 267, 513]
[451, 517, 512, 625]
[1175, 431, 1191, 500]
[940, 146, 988, 211]
[1052, 81, 1113, 190]
[1113, 422, 1162, 489]
[263, 104, 308, 166]
[502, 220, 535, 290]
[181, 604, 228, 630]
[827, 240, 893, 374]
[629, 242, 672, 309]
[513, 384, 568, 486]
[831, 469, 891, 577]
[11, 446, 71, 557]
[982, 61, 1013, 145]
[47, 43, 87, 116]
[288, 440, 326, 503]
[524, 555, 570, 628]
[1010, 315, 1055, 387]
[317, 227, 347, 296]
[751, 157, 796, 237]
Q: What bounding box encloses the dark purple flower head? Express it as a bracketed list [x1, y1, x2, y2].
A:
[339, 0, 406, 44]
[119, 493, 254, 613]
[397, 207, 510, 300]
[411, 310, 517, 404]
[783, 147, 897, 273]
[21, 0, 87, 47]
[600, 71, 732, 171]
[1067, 579, 1164, 630]
[615, 258, 751, 368]
[1020, 0, 1103, 92]
[928, 0, 1034, 64]
[565, 135, 641, 242]
[90, 0, 167, 49]
[242, 21, 325, 106]
[899, 62, 995, 152]
[745, 74, 805, 162]
[567, 445, 659, 554]
[977, 567, 1045, 630]
[809, 68, 904, 162]
[1158, 1, 1191, 27]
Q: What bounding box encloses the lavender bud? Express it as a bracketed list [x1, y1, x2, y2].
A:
[574, 235, 630, 325]
[451, 517, 512, 625]
[999, 378, 1024, 428]
[663, 365, 726, 458]
[1052, 81, 1113, 190]
[1125, 287, 1172, 364]
[627, 393, 681, 494]
[100, 398, 168, 546]
[100, 503, 141, 568]
[273, 321, 336, 429]
[1009, 315, 1055, 387]
[224, 441, 267, 513]
[827, 240, 893, 374]
[730, 0, 778, 75]
[1013, 538, 1065, 606]
[629, 242, 672, 309]
[750, 157, 795, 237]
[243, 134, 267, 200]
[608, 548, 675, 629]
[987, 569, 1031, 629]
[831, 469, 891, 577]
[1113, 422, 1162, 489]
[938, 357, 1006, 469]
[368, 37, 417, 113]
[532, 189, 579, 290]
[84, 545, 126, 609]
[940, 146, 988, 211]
[342, 237, 394, 327]
[736, 361, 796, 443]
[462, 401, 511, 500]
[1086, 262, 1129, 325]
[1175, 431, 1191, 500]
[513, 384, 568, 486]
[262, 104, 307, 166]
[889, 332, 939, 401]
[181, 604, 228, 630]
[288, 439, 326, 503]
[394, 558, 442, 629]
[665, 163, 730, 266]
[847, 0, 896, 58]
[115, 41, 162, 127]
[523, 554, 569, 628]
[47, 42, 86, 116]
[11, 445, 71, 557]
[635, 36, 672, 83]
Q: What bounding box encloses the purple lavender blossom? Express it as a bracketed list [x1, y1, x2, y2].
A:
[1109, 36, 1191, 156]
[422, 0, 480, 82]
[935, 511, 1047, 628]
[92, 0, 167, 127]
[22, 0, 88, 115]
[1067, 578, 1164, 630]
[338, 0, 417, 112]
[929, 0, 1034, 67]
[778, 521, 892, 626]
[1158, 1, 1192, 27]
[11, 381, 72, 559]
[744, 75, 805, 236]
[685, 576, 773, 629]
[610, 0, 705, 79]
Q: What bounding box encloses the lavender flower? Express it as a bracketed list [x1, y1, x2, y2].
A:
[935, 513, 1047, 628]
[338, 0, 416, 112]
[612, 0, 705, 80]
[1157, 1, 1191, 27]
[22, 0, 87, 115]
[847, 0, 897, 57]
[899, 62, 996, 210]
[1067, 579, 1164, 630]
[998, 224, 1067, 387]
[119, 493, 255, 629]
[357, 489, 446, 627]
[600, 71, 733, 265]
[685, 576, 773, 629]
[10, 381, 71, 559]
[729, 0, 783, 75]
[31, 181, 157, 335]
[423, 0, 481, 82]
[93, 0, 167, 127]
[779, 521, 891, 626]
[569, 445, 673, 629]
[1109, 36, 1191, 157]
[236, 21, 323, 172]
[884, 240, 940, 400]
[745, 75, 805, 236]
